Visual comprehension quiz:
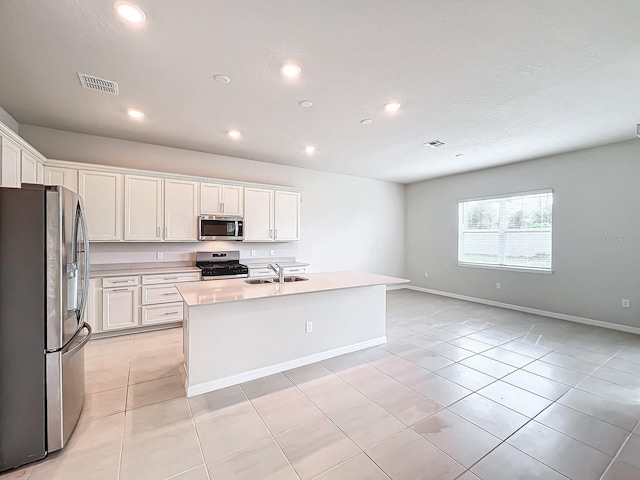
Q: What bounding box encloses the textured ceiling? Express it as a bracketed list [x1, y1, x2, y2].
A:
[1, 0, 639, 184]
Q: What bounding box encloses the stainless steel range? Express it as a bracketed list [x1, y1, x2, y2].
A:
[196, 251, 248, 280]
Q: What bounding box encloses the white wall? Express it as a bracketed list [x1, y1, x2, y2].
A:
[405, 139, 640, 328]
[20, 125, 406, 276]
[0, 107, 19, 134]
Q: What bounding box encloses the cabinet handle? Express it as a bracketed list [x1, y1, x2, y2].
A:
[165, 226, 168, 237]
[269, 229, 273, 238]
[275, 229, 278, 239]
[219, 202, 223, 213]
[111, 288, 130, 292]
[163, 311, 180, 315]
[157, 226, 160, 237]
[111, 280, 132, 284]
[164, 277, 179, 280]
[160, 292, 177, 296]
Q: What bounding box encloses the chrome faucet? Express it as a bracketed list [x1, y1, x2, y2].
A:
[268, 263, 284, 284]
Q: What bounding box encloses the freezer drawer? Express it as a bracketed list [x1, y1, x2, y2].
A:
[46, 323, 91, 452]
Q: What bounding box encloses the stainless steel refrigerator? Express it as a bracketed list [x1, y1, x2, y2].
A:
[0, 184, 91, 472]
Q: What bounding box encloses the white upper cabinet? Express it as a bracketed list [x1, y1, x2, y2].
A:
[0, 136, 21, 188]
[79, 170, 123, 241]
[36, 160, 44, 184]
[124, 175, 163, 241]
[244, 187, 274, 242]
[20, 150, 38, 184]
[274, 191, 301, 241]
[45, 166, 78, 193]
[200, 183, 222, 214]
[200, 183, 243, 216]
[221, 185, 243, 215]
[165, 179, 199, 241]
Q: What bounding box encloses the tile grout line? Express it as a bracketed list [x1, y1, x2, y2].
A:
[116, 334, 134, 480]
[237, 383, 303, 480]
[598, 418, 640, 480]
[184, 398, 213, 480]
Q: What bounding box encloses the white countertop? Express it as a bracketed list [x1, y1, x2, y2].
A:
[176, 271, 409, 306]
[90, 266, 201, 278]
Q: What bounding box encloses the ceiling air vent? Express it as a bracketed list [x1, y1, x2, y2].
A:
[77, 73, 119, 95]
[423, 140, 446, 148]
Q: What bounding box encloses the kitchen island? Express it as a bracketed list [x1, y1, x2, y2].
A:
[176, 272, 409, 397]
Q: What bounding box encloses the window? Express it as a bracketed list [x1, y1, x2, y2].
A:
[458, 190, 553, 271]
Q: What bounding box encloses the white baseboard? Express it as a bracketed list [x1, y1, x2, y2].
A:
[404, 286, 640, 335]
[186, 336, 387, 397]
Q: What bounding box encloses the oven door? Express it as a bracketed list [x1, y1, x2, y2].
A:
[199, 216, 243, 241]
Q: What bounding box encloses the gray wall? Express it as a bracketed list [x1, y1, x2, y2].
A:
[20, 125, 406, 277]
[0, 107, 19, 133]
[406, 139, 640, 328]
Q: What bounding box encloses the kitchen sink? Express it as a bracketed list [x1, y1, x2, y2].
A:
[244, 278, 275, 285]
[244, 276, 309, 285]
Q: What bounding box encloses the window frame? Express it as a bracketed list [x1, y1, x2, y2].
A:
[457, 188, 553, 274]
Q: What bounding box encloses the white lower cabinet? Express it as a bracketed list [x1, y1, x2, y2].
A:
[89, 270, 200, 334]
[102, 285, 139, 331]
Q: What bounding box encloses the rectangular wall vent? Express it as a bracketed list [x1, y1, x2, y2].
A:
[423, 140, 446, 148]
[78, 73, 119, 95]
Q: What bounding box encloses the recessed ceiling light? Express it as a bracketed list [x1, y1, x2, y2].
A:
[228, 130, 242, 139]
[213, 75, 231, 84]
[299, 100, 313, 108]
[383, 101, 400, 113]
[305, 146, 315, 154]
[455, 153, 464, 157]
[127, 108, 144, 119]
[280, 63, 301, 78]
[360, 119, 373, 125]
[114, 1, 146, 24]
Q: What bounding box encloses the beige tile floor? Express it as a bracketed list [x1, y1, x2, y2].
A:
[3, 289, 640, 480]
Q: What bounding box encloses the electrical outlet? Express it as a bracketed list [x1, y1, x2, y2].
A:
[250, 249, 256, 257]
[496, 282, 501, 290]
[622, 299, 630, 308]
[269, 249, 275, 256]
[424, 272, 429, 278]
[305, 321, 313, 333]
[156, 252, 164, 260]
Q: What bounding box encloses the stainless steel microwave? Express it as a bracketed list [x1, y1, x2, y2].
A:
[198, 215, 244, 241]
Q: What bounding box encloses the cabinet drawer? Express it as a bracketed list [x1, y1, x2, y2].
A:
[102, 275, 140, 288]
[141, 302, 184, 325]
[283, 266, 307, 274]
[248, 268, 274, 278]
[142, 272, 201, 285]
[142, 284, 182, 305]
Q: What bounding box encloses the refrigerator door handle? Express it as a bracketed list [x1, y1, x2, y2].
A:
[77, 199, 91, 323]
[64, 323, 92, 358]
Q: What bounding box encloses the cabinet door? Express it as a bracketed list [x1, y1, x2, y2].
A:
[124, 175, 163, 241]
[79, 170, 123, 241]
[45, 166, 78, 193]
[165, 179, 199, 241]
[274, 191, 301, 241]
[36, 161, 45, 184]
[0, 136, 21, 188]
[102, 286, 139, 330]
[200, 183, 222, 214]
[244, 187, 274, 242]
[222, 185, 244, 215]
[20, 150, 38, 184]
[87, 278, 103, 334]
